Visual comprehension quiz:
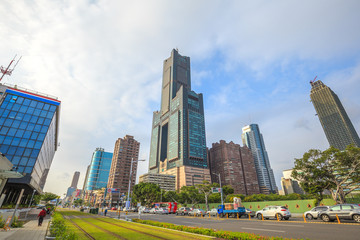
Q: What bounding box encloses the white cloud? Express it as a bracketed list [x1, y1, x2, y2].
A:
[0, 0, 359, 195]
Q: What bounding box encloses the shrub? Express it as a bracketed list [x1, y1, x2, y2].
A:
[132, 219, 301, 240]
[50, 213, 77, 240]
[11, 217, 24, 228]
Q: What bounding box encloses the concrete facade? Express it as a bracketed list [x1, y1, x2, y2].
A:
[107, 135, 140, 199]
[70, 171, 80, 188]
[208, 140, 260, 195]
[139, 173, 176, 191]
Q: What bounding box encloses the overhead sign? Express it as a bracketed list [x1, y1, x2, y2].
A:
[107, 188, 120, 193]
[212, 188, 222, 193]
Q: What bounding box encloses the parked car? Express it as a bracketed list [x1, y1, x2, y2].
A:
[319, 204, 360, 223]
[141, 207, 150, 213]
[256, 206, 291, 220]
[176, 207, 191, 215]
[304, 206, 330, 220]
[149, 207, 157, 214]
[155, 208, 169, 214]
[244, 208, 255, 218]
[206, 208, 218, 217]
[189, 209, 206, 216]
[111, 207, 117, 210]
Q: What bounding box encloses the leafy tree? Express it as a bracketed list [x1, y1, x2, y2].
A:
[292, 145, 360, 204]
[73, 199, 83, 207]
[162, 191, 179, 202]
[196, 181, 214, 211]
[179, 186, 202, 207]
[132, 182, 161, 206]
[208, 193, 221, 203]
[41, 192, 59, 202]
[222, 185, 234, 198]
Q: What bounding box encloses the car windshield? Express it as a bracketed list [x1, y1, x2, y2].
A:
[352, 205, 360, 209]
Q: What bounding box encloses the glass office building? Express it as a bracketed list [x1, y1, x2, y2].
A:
[242, 124, 277, 194]
[0, 83, 60, 204]
[149, 49, 210, 190]
[85, 148, 113, 191]
[310, 80, 360, 150]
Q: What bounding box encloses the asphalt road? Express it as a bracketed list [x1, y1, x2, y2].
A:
[105, 211, 360, 240]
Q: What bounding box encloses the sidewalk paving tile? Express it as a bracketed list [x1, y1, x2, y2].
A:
[0, 219, 50, 240]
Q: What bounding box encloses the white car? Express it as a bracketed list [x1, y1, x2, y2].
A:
[155, 208, 169, 214]
[256, 206, 291, 220]
[149, 207, 157, 214]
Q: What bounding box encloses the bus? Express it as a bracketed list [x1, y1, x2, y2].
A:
[152, 202, 177, 214]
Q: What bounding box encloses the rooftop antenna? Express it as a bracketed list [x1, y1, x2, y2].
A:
[0, 55, 22, 82]
[310, 75, 317, 85]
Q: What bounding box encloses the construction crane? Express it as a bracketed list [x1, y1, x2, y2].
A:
[310, 75, 317, 84]
[0, 55, 22, 82]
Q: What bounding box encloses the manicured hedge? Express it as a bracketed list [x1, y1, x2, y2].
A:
[132, 219, 303, 240]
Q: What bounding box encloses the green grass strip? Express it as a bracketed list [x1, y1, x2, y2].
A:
[132, 219, 307, 240]
[64, 218, 89, 240]
[95, 217, 211, 240]
[71, 218, 117, 240]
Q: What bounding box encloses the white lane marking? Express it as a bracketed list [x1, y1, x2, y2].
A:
[242, 227, 285, 233]
[262, 223, 304, 227]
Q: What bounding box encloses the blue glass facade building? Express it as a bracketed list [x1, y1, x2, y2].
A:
[0, 83, 60, 204]
[242, 124, 277, 194]
[85, 148, 112, 191]
[149, 49, 210, 189]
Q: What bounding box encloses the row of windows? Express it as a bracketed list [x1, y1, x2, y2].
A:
[0, 126, 47, 139]
[0, 136, 43, 149]
[0, 144, 40, 159]
[0, 108, 54, 121]
[3, 94, 57, 112]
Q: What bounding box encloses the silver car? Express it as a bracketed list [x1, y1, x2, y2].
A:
[206, 208, 218, 217]
[256, 206, 291, 220]
[304, 206, 330, 220]
[189, 209, 206, 216]
[319, 204, 360, 223]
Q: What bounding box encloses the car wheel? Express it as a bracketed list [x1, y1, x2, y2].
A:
[276, 213, 283, 220]
[306, 214, 313, 220]
[176, 212, 178, 215]
[321, 214, 330, 222]
[257, 213, 262, 220]
[353, 214, 360, 223]
[284, 217, 289, 220]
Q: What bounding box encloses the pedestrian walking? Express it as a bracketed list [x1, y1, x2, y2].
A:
[104, 208, 108, 216]
[38, 208, 46, 226]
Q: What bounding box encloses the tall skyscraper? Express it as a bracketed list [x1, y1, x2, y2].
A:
[70, 171, 80, 188]
[310, 80, 360, 150]
[209, 140, 260, 195]
[149, 49, 210, 190]
[0, 83, 61, 204]
[242, 124, 277, 194]
[107, 135, 139, 204]
[85, 148, 113, 191]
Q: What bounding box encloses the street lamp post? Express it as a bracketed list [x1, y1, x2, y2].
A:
[126, 158, 145, 220]
[212, 173, 223, 206]
[25, 189, 36, 219]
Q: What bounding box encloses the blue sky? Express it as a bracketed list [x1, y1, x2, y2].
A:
[1, 0, 360, 196]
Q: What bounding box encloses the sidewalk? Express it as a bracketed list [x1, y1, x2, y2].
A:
[0, 208, 51, 240]
[0, 218, 50, 240]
